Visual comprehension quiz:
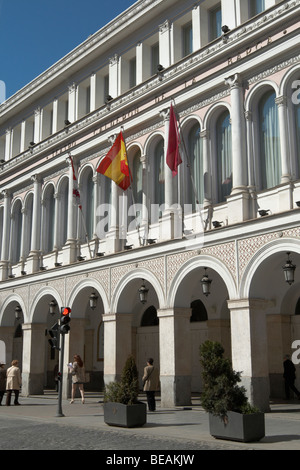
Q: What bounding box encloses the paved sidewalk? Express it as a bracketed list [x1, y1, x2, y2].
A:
[1, 392, 300, 450]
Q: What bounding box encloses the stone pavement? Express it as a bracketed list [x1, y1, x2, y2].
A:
[0, 392, 300, 451]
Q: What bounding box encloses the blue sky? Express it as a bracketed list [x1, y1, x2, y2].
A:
[0, 0, 136, 100]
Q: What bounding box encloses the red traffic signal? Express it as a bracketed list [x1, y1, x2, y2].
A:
[60, 307, 71, 334]
[62, 307, 71, 316]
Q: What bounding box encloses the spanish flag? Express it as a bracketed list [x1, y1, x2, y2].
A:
[97, 132, 132, 190]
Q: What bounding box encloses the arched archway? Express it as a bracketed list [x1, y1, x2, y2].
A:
[240, 240, 300, 401]
[105, 269, 163, 385]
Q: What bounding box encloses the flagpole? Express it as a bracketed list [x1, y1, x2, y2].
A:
[68, 154, 93, 259]
[171, 100, 206, 231]
[120, 127, 143, 247]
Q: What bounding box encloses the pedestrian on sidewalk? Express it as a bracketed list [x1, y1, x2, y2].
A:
[0, 362, 6, 405]
[142, 358, 159, 411]
[6, 359, 21, 406]
[68, 355, 85, 404]
[283, 354, 300, 400]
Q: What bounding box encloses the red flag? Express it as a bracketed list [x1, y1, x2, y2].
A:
[69, 155, 82, 209]
[96, 132, 132, 190]
[166, 104, 182, 177]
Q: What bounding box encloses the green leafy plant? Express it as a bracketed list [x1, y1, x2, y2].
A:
[104, 355, 139, 405]
[199, 340, 259, 420]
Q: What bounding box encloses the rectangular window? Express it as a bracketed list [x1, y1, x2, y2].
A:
[129, 57, 136, 88]
[209, 4, 222, 41]
[249, 0, 265, 17]
[104, 74, 109, 101]
[182, 22, 193, 57]
[151, 43, 159, 75]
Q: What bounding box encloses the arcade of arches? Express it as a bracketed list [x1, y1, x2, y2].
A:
[1, 241, 300, 412]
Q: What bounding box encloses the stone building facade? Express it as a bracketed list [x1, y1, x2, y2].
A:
[1, 0, 300, 410]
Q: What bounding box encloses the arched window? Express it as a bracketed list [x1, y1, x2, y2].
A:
[43, 184, 55, 253]
[153, 139, 164, 219]
[190, 299, 208, 322]
[11, 200, 22, 264]
[81, 168, 94, 241]
[188, 123, 203, 209]
[23, 194, 33, 258]
[217, 111, 232, 203]
[59, 179, 68, 247]
[141, 306, 159, 326]
[259, 90, 280, 189]
[97, 173, 112, 239]
[128, 150, 143, 229]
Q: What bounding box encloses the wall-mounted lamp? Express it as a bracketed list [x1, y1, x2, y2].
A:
[49, 299, 58, 316]
[138, 279, 149, 304]
[15, 305, 22, 321]
[282, 252, 296, 286]
[200, 268, 212, 297]
[89, 292, 98, 310]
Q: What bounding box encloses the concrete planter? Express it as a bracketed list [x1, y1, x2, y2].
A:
[103, 401, 147, 428]
[209, 411, 265, 442]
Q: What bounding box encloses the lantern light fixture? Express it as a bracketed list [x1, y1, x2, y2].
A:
[282, 252, 296, 286]
[200, 268, 212, 297]
[49, 299, 58, 316]
[138, 279, 149, 304]
[89, 292, 98, 310]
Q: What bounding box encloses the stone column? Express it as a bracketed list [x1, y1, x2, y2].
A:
[159, 107, 179, 241]
[276, 95, 291, 183]
[5, 129, 11, 161]
[21, 323, 46, 396]
[63, 157, 77, 263]
[225, 73, 249, 223]
[141, 153, 148, 242]
[157, 308, 192, 407]
[103, 313, 132, 384]
[33, 108, 41, 144]
[27, 174, 42, 273]
[109, 55, 119, 98]
[68, 83, 76, 123]
[228, 299, 270, 411]
[0, 189, 11, 280]
[225, 73, 247, 194]
[159, 20, 171, 68]
[105, 135, 122, 253]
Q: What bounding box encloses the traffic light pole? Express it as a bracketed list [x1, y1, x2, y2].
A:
[56, 330, 65, 417]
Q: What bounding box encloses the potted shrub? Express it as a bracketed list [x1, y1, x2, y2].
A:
[103, 355, 146, 428]
[199, 340, 265, 442]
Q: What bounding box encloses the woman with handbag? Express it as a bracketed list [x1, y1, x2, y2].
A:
[68, 354, 85, 404]
[142, 358, 159, 411]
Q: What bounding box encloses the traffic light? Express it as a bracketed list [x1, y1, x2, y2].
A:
[48, 322, 60, 349]
[60, 307, 71, 334]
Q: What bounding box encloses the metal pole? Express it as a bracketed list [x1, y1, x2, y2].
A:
[56, 331, 65, 417]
